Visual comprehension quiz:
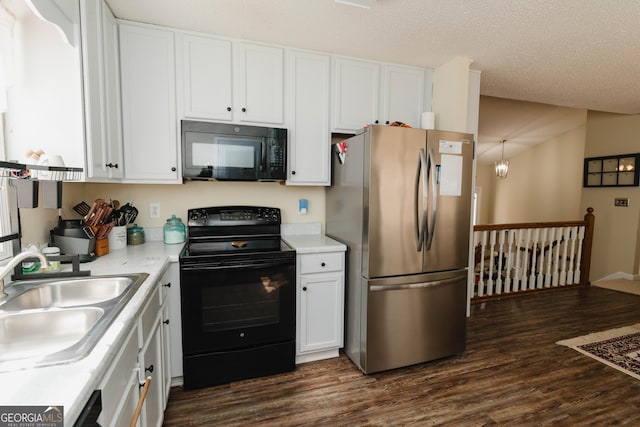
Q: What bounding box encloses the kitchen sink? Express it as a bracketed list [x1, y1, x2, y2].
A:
[0, 273, 148, 371]
[0, 307, 103, 363]
[0, 277, 133, 311]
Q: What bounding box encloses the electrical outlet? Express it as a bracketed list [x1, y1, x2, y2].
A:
[149, 203, 161, 218]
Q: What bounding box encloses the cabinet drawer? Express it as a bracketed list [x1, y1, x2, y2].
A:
[140, 286, 160, 344]
[299, 252, 343, 274]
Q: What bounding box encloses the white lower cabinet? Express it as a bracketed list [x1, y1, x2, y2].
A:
[296, 252, 345, 364]
[98, 274, 171, 427]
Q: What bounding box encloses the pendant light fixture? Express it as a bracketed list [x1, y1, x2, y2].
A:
[495, 139, 509, 178]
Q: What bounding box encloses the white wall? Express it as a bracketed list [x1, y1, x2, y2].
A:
[5, 11, 85, 168]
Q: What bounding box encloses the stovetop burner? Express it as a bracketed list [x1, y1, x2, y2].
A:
[181, 206, 291, 258]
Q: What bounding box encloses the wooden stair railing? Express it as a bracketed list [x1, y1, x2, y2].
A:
[471, 208, 594, 300]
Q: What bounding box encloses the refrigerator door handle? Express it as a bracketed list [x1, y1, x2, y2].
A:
[370, 276, 462, 292]
[425, 147, 438, 251]
[414, 149, 428, 251]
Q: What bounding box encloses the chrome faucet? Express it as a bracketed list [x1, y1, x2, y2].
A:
[0, 251, 49, 298]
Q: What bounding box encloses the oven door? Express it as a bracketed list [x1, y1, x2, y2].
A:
[180, 251, 295, 355]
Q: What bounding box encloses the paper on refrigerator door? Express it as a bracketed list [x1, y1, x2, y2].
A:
[439, 154, 463, 196]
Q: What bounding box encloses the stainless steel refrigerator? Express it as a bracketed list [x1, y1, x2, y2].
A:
[326, 125, 474, 374]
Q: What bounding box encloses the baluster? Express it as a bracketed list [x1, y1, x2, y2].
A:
[574, 226, 585, 284]
[567, 226, 578, 285]
[478, 231, 487, 297]
[504, 230, 514, 293]
[559, 226, 569, 285]
[537, 227, 547, 288]
[529, 228, 540, 290]
[544, 227, 555, 287]
[521, 228, 532, 290]
[487, 230, 496, 295]
[551, 227, 561, 287]
[496, 230, 506, 294]
[513, 229, 523, 292]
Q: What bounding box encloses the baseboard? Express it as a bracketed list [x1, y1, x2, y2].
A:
[593, 272, 636, 283]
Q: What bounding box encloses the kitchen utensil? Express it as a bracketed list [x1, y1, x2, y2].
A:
[73, 201, 91, 217]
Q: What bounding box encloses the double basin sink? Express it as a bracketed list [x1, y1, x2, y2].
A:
[0, 273, 148, 371]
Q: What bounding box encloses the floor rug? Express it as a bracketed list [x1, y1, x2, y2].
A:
[557, 323, 640, 380]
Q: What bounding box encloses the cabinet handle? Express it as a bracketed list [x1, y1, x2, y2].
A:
[241, 107, 247, 112]
[321, 262, 326, 267]
[171, 167, 177, 172]
[291, 171, 296, 175]
[145, 364, 154, 373]
[163, 319, 170, 325]
[374, 120, 379, 124]
[302, 286, 307, 291]
[385, 120, 390, 125]
[163, 282, 171, 288]
[105, 162, 118, 169]
[226, 106, 232, 112]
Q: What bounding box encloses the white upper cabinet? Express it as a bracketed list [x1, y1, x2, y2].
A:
[236, 42, 284, 124]
[332, 58, 431, 133]
[180, 34, 233, 121]
[178, 36, 284, 125]
[332, 57, 379, 133]
[380, 65, 426, 128]
[286, 50, 331, 186]
[80, 0, 123, 180]
[119, 22, 179, 183]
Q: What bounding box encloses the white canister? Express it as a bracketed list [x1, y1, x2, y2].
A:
[42, 246, 61, 272]
[108, 225, 127, 250]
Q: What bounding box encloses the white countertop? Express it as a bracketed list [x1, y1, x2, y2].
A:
[0, 241, 184, 426]
[282, 234, 346, 254]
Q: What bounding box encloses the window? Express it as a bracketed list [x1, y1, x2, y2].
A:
[0, 5, 15, 260]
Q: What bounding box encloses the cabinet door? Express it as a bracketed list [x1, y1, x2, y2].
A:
[332, 57, 379, 132]
[80, 0, 123, 180]
[237, 42, 284, 124]
[286, 50, 330, 186]
[139, 317, 164, 427]
[119, 23, 179, 183]
[182, 34, 233, 121]
[111, 369, 141, 427]
[380, 65, 425, 128]
[298, 273, 344, 353]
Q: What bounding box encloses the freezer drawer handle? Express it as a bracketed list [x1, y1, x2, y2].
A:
[414, 148, 428, 251]
[370, 276, 462, 292]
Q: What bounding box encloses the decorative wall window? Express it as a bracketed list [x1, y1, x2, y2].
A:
[583, 154, 640, 187]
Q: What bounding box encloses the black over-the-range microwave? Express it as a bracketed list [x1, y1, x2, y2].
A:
[181, 120, 287, 181]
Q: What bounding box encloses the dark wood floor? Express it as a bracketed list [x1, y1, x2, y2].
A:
[163, 286, 640, 426]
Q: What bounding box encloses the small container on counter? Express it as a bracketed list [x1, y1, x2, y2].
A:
[42, 246, 61, 271]
[127, 224, 145, 245]
[163, 215, 186, 244]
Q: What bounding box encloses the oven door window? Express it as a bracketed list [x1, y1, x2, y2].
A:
[180, 257, 295, 354]
[202, 274, 281, 332]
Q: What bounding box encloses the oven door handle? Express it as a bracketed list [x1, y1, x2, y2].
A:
[181, 259, 293, 271]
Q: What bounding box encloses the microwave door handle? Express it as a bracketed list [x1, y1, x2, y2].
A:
[260, 141, 266, 172]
